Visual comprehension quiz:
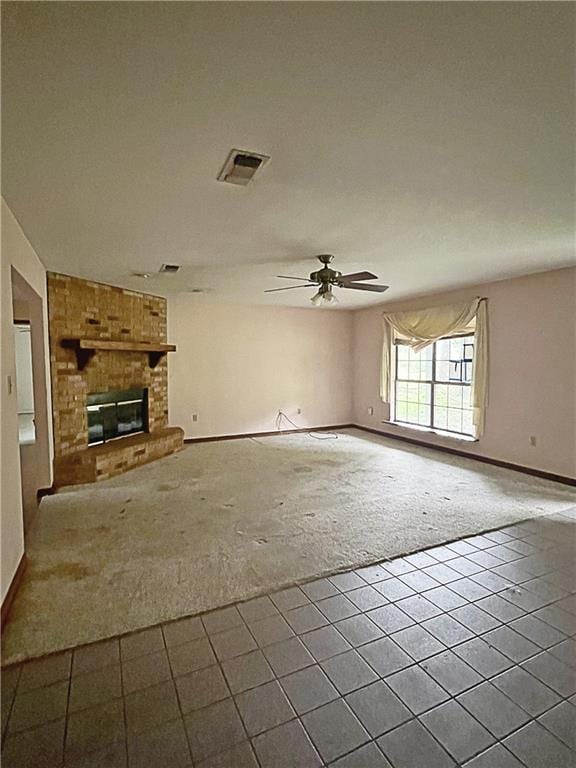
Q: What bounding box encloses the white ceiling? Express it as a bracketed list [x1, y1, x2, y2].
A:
[2, 2, 574, 309]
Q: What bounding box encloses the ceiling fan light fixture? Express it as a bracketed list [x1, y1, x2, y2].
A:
[310, 287, 337, 307]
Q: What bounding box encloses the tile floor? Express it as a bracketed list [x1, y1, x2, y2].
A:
[1, 509, 575, 767]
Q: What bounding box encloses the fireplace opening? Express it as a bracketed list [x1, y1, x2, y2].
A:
[87, 388, 148, 445]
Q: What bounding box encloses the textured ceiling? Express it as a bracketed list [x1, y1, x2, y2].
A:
[2, 2, 574, 308]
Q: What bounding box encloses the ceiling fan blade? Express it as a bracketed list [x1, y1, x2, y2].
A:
[264, 284, 315, 293]
[339, 271, 378, 282]
[340, 282, 390, 293]
[276, 275, 312, 281]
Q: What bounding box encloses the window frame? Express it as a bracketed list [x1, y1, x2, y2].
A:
[393, 332, 475, 438]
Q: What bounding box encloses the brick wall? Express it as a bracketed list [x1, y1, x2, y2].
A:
[48, 273, 170, 461]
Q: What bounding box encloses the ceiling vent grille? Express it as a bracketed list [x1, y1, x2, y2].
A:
[159, 264, 180, 273]
[217, 149, 270, 186]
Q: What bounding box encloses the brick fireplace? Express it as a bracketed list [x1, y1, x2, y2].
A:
[48, 273, 183, 486]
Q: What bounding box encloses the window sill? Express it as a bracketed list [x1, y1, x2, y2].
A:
[383, 421, 478, 443]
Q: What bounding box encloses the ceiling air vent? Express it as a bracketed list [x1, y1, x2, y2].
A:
[217, 149, 270, 186]
[159, 264, 180, 274]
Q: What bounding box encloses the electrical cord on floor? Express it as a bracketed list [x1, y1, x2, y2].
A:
[276, 411, 339, 440]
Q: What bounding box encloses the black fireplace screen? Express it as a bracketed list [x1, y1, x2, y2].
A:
[87, 388, 148, 445]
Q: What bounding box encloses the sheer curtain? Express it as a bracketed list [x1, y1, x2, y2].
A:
[381, 298, 488, 436]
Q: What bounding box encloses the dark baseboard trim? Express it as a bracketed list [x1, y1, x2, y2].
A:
[1, 554, 27, 630]
[184, 425, 355, 444]
[353, 424, 576, 487]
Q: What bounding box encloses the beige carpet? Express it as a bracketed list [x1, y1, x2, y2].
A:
[3, 428, 575, 664]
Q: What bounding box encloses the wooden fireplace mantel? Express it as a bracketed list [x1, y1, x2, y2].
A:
[61, 338, 176, 370]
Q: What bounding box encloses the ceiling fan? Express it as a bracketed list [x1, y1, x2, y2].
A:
[264, 255, 389, 306]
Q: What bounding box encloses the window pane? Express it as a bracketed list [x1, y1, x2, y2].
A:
[418, 404, 431, 426]
[397, 361, 409, 379]
[408, 361, 421, 380]
[435, 384, 448, 407]
[419, 383, 431, 404]
[396, 381, 408, 401]
[462, 409, 474, 435]
[395, 400, 408, 422]
[448, 386, 463, 408]
[407, 402, 419, 422]
[396, 344, 409, 361]
[407, 382, 419, 402]
[433, 405, 448, 430]
[421, 360, 433, 380]
[448, 408, 463, 433]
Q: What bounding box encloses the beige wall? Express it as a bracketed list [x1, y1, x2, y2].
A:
[1, 199, 53, 602]
[168, 299, 353, 438]
[353, 267, 576, 478]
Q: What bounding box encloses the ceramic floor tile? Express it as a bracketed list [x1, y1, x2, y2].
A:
[334, 614, 384, 647]
[395, 595, 442, 622]
[195, 741, 258, 768]
[321, 649, 378, 694]
[453, 637, 514, 678]
[280, 665, 339, 714]
[302, 579, 340, 601]
[237, 596, 279, 624]
[385, 665, 449, 715]
[185, 699, 247, 763]
[235, 680, 295, 736]
[346, 585, 389, 611]
[120, 627, 164, 661]
[176, 664, 230, 713]
[1, 718, 66, 768]
[366, 604, 415, 633]
[521, 651, 576, 697]
[124, 680, 181, 736]
[17, 652, 71, 693]
[122, 650, 171, 695]
[127, 718, 192, 768]
[285, 604, 329, 634]
[270, 587, 310, 613]
[377, 718, 456, 768]
[168, 637, 217, 677]
[263, 636, 315, 677]
[202, 606, 244, 635]
[330, 572, 367, 592]
[72, 639, 120, 676]
[483, 626, 541, 663]
[462, 744, 525, 768]
[65, 699, 125, 761]
[302, 699, 370, 764]
[210, 625, 257, 662]
[457, 682, 531, 738]
[359, 636, 414, 677]
[247, 614, 294, 647]
[390, 624, 446, 661]
[317, 594, 360, 622]
[421, 614, 474, 647]
[221, 650, 275, 694]
[329, 741, 393, 767]
[491, 666, 561, 717]
[421, 700, 494, 763]
[162, 616, 205, 648]
[301, 625, 353, 661]
[253, 719, 323, 768]
[537, 701, 576, 750]
[345, 680, 411, 737]
[420, 649, 483, 695]
[9, 680, 68, 733]
[374, 578, 416, 602]
[503, 721, 575, 768]
[69, 664, 122, 711]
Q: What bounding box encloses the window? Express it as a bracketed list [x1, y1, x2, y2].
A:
[394, 334, 475, 437]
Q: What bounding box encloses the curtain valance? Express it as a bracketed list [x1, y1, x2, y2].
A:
[381, 298, 488, 436]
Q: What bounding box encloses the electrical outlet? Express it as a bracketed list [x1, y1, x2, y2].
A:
[368, 406, 374, 416]
[529, 435, 536, 447]
[192, 413, 198, 423]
